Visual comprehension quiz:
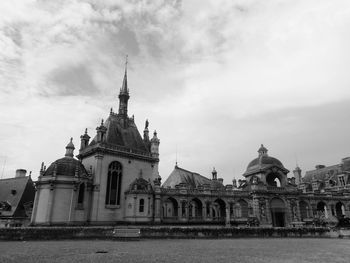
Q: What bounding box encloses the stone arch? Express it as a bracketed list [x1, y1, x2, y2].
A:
[270, 197, 286, 227]
[266, 171, 284, 187]
[163, 197, 179, 218]
[316, 201, 327, 218]
[190, 198, 203, 219]
[335, 201, 345, 218]
[213, 198, 226, 220]
[232, 199, 248, 218]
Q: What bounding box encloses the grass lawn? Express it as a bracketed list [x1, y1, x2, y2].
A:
[0, 238, 349, 263]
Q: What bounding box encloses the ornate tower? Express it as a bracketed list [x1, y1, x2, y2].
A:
[293, 166, 302, 185]
[118, 58, 130, 117]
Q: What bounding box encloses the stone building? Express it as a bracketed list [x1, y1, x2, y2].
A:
[31, 66, 350, 227]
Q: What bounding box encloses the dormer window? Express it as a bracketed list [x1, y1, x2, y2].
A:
[339, 175, 346, 186]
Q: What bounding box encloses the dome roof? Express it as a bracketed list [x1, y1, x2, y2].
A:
[246, 156, 284, 171]
[244, 145, 286, 176]
[43, 157, 89, 178]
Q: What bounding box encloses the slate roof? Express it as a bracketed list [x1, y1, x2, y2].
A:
[162, 166, 224, 189]
[302, 164, 342, 183]
[0, 176, 35, 218]
[43, 157, 89, 177]
[89, 114, 149, 153]
[244, 155, 288, 176]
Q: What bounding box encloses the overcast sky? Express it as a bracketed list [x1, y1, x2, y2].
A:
[1, 0, 350, 184]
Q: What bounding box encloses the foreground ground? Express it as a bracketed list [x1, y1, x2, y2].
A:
[0, 238, 349, 263]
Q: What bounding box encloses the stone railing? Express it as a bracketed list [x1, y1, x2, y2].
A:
[266, 186, 286, 192]
[80, 142, 153, 158]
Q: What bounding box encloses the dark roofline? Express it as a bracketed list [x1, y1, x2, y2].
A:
[173, 165, 210, 181]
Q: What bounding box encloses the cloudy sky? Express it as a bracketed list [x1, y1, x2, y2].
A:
[1, 0, 350, 183]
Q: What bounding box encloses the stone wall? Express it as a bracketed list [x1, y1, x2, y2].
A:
[0, 226, 343, 240]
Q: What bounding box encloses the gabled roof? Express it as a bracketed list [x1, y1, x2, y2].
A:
[89, 114, 149, 153]
[0, 176, 35, 218]
[162, 166, 223, 189]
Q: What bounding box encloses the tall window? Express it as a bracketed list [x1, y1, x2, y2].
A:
[105, 161, 122, 205]
[139, 199, 144, 213]
[77, 183, 85, 204]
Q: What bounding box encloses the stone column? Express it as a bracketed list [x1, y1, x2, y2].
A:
[133, 196, 137, 222]
[177, 205, 181, 220]
[154, 195, 161, 223]
[209, 203, 213, 221]
[265, 199, 272, 225]
[46, 184, 55, 224]
[286, 199, 293, 226]
[202, 203, 206, 221]
[341, 205, 345, 216]
[30, 184, 40, 224]
[91, 154, 103, 222]
[296, 200, 301, 221]
[225, 207, 230, 226]
[324, 206, 329, 219]
[252, 196, 260, 218]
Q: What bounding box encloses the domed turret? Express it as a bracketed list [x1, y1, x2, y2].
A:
[243, 144, 289, 188]
[43, 138, 89, 178]
[244, 144, 285, 176]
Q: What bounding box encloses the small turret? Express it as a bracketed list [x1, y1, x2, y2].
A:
[258, 144, 268, 157]
[96, 119, 107, 143]
[80, 128, 90, 150]
[143, 119, 149, 142]
[65, 138, 75, 157]
[212, 167, 217, 180]
[150, 130, 160, 158]
[232, 178, 237, 188]
[293, 166, 302, 185]
[15, 169, 27, 178]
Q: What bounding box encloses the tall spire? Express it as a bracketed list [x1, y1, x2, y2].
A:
[121, 55, 128, 94]
[118, 55, 130, 116]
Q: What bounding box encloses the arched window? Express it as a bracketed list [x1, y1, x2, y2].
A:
[139, 199, 145, 213]
[105, 161, 122, 205]
[77, 183, 85, 204]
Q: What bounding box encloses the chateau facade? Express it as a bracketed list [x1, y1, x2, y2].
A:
[30, 68, 350, 227]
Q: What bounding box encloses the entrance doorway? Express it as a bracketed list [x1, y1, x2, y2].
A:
[270, 198, 286, 227]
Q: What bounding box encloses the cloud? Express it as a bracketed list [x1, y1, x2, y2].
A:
[0, 0, 350, 183]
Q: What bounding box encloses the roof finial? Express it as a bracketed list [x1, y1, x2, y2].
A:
[65, 138, 75, 157]
[85, 128, 88, 134]
[101, 119, 104, 126]
[258, 144, 268, 157]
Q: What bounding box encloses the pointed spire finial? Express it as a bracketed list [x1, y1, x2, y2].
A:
[121, 55, 128, 94]
[85, 128, 88, 134]
[101, 119, 104, 126]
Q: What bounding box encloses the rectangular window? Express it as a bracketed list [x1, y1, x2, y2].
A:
[139, 199, 144, 213]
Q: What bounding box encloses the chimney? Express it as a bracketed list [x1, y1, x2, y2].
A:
[15, 169, 27, 178]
